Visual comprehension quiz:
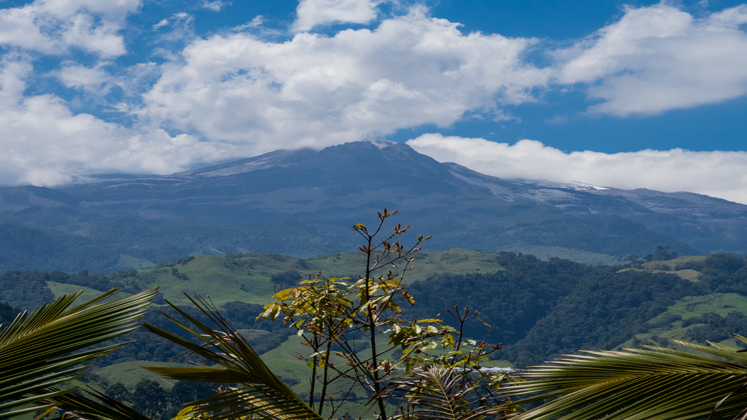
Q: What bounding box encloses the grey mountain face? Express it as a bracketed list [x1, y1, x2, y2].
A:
[0, 141, 742, 273]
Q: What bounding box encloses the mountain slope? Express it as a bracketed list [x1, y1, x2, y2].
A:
[0, 141, 736, 273]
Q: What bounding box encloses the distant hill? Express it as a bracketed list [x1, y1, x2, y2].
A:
[4, 249, 746, 371]
[1, 140, 745, 273]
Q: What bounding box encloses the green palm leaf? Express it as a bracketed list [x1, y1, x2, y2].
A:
[381, 367, 508, 420]
[39, 387, 153, 420]
[141, 295, 323, 420]
[507, 338, 747, 420]
[0, 288, 157, 418]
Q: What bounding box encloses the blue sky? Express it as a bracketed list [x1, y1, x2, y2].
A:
[1, 0, 747, 202]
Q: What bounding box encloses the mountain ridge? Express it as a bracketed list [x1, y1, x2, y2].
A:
[0, 140, 742, 273]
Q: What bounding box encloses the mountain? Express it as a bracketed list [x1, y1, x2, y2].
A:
[0, 140, 743, 273]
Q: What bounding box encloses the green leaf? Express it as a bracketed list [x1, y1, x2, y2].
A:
[0, 288, 157, 417]
[142, 295, 324, 420]
[507, 341, 747, 420]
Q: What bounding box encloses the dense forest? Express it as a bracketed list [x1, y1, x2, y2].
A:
[0, 300, 20, 325]
[407, 251, 747, 366]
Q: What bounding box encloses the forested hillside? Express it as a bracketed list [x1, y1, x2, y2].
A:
[2, 250, 746, 370]
[3, 248, 747, 418]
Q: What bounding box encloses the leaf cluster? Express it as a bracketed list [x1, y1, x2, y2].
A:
[0, 287, 157, 417]
[507, 335, 747, 420]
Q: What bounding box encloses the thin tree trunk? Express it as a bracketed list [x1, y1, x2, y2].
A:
[309, 336, 319, 409]
[364, 237, 387, 420]
[318, 339, 333, 417]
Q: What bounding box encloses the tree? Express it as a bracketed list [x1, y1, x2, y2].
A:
[105, 382, 132, 405]
[45, 210, 509, 420]
[655, 245, 678, 261]
[140, 296, 507, 420]
[626, 254, 642, 266]
[132, 380, 168, 418]
[259, 209, 506, 419]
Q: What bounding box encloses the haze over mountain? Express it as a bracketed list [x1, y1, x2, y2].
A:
[0, 140, 743, 274]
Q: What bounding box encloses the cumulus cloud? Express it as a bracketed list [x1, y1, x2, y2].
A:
[408, 133, 747, 205]
[0, 0, 140, 57]
[556, 4, 747, 116]
[0, 55, 242, 185]
[294, 0, 382, 32]
[138, 2, 747, 161]
[141, 7, 546, 156]
[56, 62, 116, 94]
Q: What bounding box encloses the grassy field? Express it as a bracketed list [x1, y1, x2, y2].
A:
[51, 247, 518, 410]
[45, 249, 512, 308]
[47, 281, 133, 302]
[605, 256, 743, 351]
[616, 255, 709, 282]
[94, 361, 199, 390]
[640, 256, 708, 270]
[618, 267, 703, 282]
[666, 293, 747, 319]
[606, 292, 747, 353]
[500, 244, 624, 265]
[44, 247, 627, 309]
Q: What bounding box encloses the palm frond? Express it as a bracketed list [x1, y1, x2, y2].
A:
[381, 366, 508, 420]
[0, 288, 157, 417]
[507, 340, 747, 420]
[141, 295, 323, 420]
[38, 387, 153, 420]
[40, 388, 211, 420]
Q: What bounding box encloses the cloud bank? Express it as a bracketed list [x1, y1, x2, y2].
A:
[0, 55, 243, 186]
[408, 134, 747, 204]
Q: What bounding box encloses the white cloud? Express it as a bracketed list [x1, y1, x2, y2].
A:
[57, 62, 113, 94]
[241, 15, 265, 30]
[234, 15, 264, 31]
[0, 0, 139, 57]
[408, 133, 747, 205]
[294, 0, 382, 32]
[153, 18, 171, 30]
[153, 12, 193, 31]
[0, 55, 241, 186]
[556, 4, 747, 116]
[202, 1, 230, 12]
[37, 0, 141, 19]
[141, 7, 546, 156]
